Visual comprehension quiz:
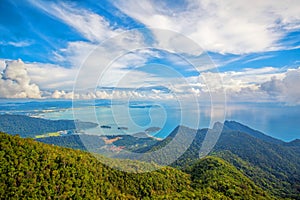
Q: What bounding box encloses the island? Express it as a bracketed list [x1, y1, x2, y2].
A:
[100, 125, 112, 129]
[145, 127, 161, 133]
[118, 127, 128, 130]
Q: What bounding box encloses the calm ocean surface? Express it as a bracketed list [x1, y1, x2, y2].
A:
[0, 99, 299, 141]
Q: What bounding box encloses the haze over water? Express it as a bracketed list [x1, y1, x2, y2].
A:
[0, 99, 299, 142]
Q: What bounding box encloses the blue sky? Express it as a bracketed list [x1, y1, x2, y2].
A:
[0, 0, 300, 105]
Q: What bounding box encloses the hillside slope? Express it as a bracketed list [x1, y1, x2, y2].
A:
[136, 123, 300, 199]
[0, 132, 272, 199]
[213, 130, 300, 199]
[186, 156, 273, 200]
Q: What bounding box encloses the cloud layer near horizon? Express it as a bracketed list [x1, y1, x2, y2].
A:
[1, 58, 300, 106]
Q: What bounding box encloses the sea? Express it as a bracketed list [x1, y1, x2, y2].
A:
[0, 99, 299, 142]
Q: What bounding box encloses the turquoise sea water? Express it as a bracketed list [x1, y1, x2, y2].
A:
[35, 103, 213, 138]
[0, 99, 299, 141]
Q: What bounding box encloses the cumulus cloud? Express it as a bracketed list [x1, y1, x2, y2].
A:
[51, 90, 76, 99]
[0, 59, 77, 99]
[0, 59, 41, 98]
[47, 88, 176, 100]
[176, 67, 291, 103]
[261, 68, 300, 105]
[185, 67, 283, 93]
[2, 59, 299, 106]
[180, 66, 300, 105]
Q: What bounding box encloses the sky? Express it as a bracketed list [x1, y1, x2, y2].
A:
[1, 0, 300, 106]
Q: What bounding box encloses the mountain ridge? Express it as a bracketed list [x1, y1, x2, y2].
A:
[0, 132, 273, 199]
[223, 120, 285, 145]
[0, 114, 299, 198]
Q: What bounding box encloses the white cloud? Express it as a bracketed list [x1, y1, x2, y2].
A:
[0, 59, 41, 98]
[0, 41, 32, 47]
[151, 29, 204, 56]
[261, 68, 300, 105]
[114, 0, 300, 54]
[29, 1, 122, 42]
[28, 0, 219, 93]
[183, 66, 300, 105]
[3, 1, 299, 105]
[217, 67, 285, 89]
[27, 1, 152, 91]
[26, 62, 77, 90]
[53, 41, 97, 67]
[0, 51, 75, 92]
[51, 90, 76, 99]
[242, 55, 275, 64]
[43, 65, 300, 105]
[177, 66, 292, 103]
[186, 67, 284, 93]
[0, 60, 5, 71]
[47, 88, 176, 100]
[2, 59, 297, 106]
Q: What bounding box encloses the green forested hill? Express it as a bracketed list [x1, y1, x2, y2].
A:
[186, 157, 272, 200]
[0, 114, 97, 138]
[134, 123, 300, 199]
[213, 130, 300, 199]
[0, 132, 272, 199]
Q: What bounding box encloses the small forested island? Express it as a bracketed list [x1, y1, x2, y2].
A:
[100, 125, 112, 129]
[118, 126, 128, 130]
[145, 127, 161, 133]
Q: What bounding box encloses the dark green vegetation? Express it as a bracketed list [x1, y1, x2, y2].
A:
[166, 121, 300, 199]
[186, 156, 272, 200]
[0, 114, 97, 138]
[0, 132, 272, 199]
[1, 114, 299, 199]
[213, 129, 300, 199]
[107, 135, 159, 151]
[37, 134, 158, 152]
[37, 134, 101, 151]
[31, 119, 300, 199]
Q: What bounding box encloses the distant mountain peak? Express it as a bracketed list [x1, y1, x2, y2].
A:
[212, 121, 224, 131]
[287, 138, 300, 146]
[168, 125, 197, 138]
[213, 120, 284, 145]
